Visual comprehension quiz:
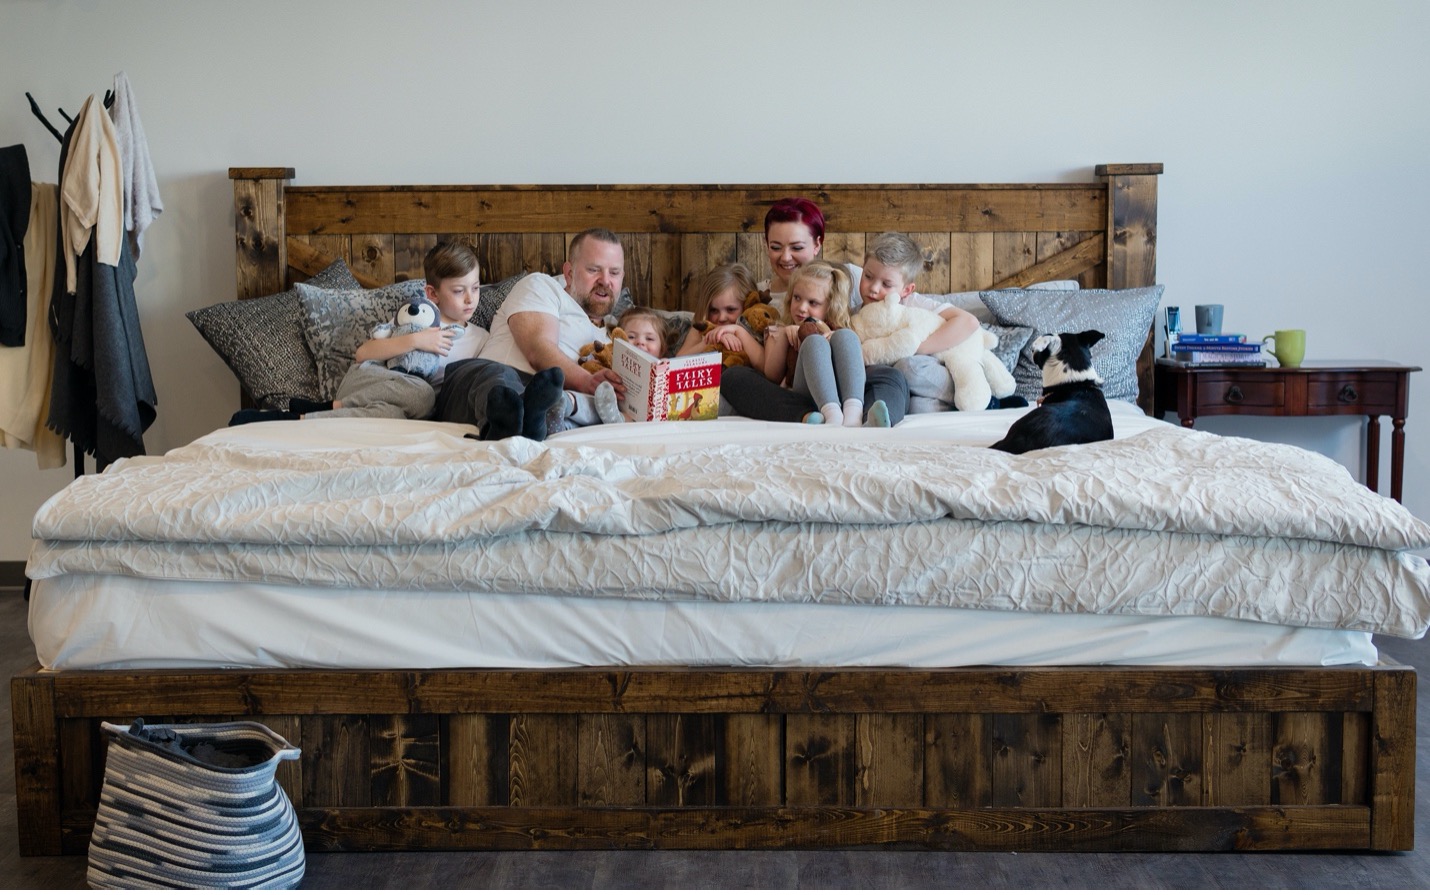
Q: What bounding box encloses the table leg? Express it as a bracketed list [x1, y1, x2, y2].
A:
[1366, 415, 1380, 494]
[1181, 418, 1195, 428]
[1392, 417, 1406, 503]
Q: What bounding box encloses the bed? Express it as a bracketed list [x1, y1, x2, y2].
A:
[13, 164, 1429, 855]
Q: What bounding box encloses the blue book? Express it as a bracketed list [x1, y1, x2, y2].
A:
[1173, 341, 1261, 353]
[1174, 333, 1248, 346]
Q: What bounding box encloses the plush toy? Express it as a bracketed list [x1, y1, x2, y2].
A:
[851, 296, 1015, 412]
[370, 296, 462, 381]
[579, 327, 627, 373]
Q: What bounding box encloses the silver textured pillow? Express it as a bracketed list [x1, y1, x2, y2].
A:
[186, 259, 360, 409]
[296, 279, 429, 399]
[470, 273, 527, 331]
[980, 285, 1163, 405]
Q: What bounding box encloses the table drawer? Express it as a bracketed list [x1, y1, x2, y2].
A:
[1195, 375, 1285, 411]
[1307, 372, 1401, 414]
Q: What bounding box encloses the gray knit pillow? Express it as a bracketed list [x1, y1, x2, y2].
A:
[469, 273, 527, 331]
[981, 285, 1163, 405]
[186, 259, 359, 410]
[296, 279, 428, 399]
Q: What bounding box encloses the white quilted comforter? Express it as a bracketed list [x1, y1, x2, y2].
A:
[28, 407, 1430, 637]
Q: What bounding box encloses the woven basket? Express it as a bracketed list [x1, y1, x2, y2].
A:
[87, 719, 304, 890]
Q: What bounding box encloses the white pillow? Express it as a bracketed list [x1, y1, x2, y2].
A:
[919, 280, 1080, 322]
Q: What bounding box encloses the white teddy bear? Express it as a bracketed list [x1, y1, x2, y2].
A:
[852, 295, 1017, 412]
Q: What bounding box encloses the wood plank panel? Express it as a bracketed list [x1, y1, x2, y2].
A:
[252, 714, 304, 808]
[1272, 713, 1341, 806]
[620, 234, 654, 309]
[393, 233, 437, 283]
[519, 232, 566, 278]
[821, 232, 864, 269]
[992, 232, 1036, 285]
[1206, 713, 1271, 806]
[787, 715, 856, 806]
[301, 714, 372, 808]
[49, 666, 1378, 717]
[855, 714, 923, 806]
[371, 713, 441, 807]
[678, 234, 737, 312]
[577, 714, 645, 807]
[508, 714, 578, 807]
[11, 673, 62, 855]
[472, 234, 523, 287]
[57, 717, 101, 818]
[947, 232, 994, 292]
[1062, 713, 1130, 808]
[735, 232, 769, 286]
[1133, 714, 1203, 807]
[647, 714, 717, 806]
[232, 174, 287, 299]
[1370, 667, 1416, 850]
[647, 233, 682, 309]
[720, 714, 782, 807]
[991, 713, 1061, 808]
[445, 713, 507, 806]
[350, 233, 396, 285]
[1341, 711, 1370, 805]
[283, 186, 1107, 236]
[908, 232, 952, 294]
[294, 804, 1369, 852]
[925, 713, 991, 809]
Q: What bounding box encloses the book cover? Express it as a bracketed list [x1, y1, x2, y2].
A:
[1173, 333, 1249, 346]
[1172, 349, 1267, 366]
[613, 340, 722, 422]
[1172, 337, 1259, 351]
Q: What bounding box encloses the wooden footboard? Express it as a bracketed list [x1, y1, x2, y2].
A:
[12, 663, 1415, 854]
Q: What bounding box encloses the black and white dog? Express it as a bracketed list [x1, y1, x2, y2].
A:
[990, 330, 1113, 454]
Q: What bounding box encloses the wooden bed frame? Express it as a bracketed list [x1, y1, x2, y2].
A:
[12, 163, 1417, 855]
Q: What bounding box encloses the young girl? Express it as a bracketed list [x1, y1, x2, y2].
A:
[760, 260, 873, 427]
[618, 306, 669, 358]
[676, 263, 764, 366]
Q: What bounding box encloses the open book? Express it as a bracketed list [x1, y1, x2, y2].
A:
[613, 341, 721, 422]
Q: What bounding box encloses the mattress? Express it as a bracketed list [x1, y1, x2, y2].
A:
[26, 403, 1430, 670]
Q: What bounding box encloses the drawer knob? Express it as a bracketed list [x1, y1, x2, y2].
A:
[1225, 385, 1244, 404]
[1338, 385, 1359, 403]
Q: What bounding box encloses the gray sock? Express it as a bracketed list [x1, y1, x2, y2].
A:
[593, 382, 624, 424]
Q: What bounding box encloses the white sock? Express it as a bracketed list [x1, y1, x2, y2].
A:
[820, 402, 843, 426]
[842, 398, 863, 427]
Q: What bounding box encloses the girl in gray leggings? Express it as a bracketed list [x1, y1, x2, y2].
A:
[758, 260, 888, 427]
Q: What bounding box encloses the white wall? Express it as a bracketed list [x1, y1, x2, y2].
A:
[3, 0, 1428, 561]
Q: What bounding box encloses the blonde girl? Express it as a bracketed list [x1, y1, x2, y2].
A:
[760, 260, 868, 426]
[676, 263, 764, 365]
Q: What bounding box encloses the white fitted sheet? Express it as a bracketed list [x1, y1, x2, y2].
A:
[29, 573, 1378, 671]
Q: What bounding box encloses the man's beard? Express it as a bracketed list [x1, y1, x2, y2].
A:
[579, 289, 614, 319]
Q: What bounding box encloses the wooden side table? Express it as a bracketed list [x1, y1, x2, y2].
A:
[1154, 359, 1420, 502]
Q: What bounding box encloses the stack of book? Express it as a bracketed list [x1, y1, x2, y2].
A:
[1170, 333, 1266, 366]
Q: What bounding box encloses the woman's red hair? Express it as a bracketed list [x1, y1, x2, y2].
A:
[764, 197, 826, 241]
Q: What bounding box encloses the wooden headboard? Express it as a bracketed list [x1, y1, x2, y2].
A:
[229, 164, 1162, 410]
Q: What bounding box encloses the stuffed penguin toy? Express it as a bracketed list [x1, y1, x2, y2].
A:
[370, 296, 463, 381]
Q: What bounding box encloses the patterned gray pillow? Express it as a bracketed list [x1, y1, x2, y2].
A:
[896, 323, 1034, 410]
[980, 285, 1163, 405]
[470, 273, 527, 331]
[296, 279, 429, 399]
[186, 260, 360, 410]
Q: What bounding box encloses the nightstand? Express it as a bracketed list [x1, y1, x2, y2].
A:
[1154, 359, 1420, 502]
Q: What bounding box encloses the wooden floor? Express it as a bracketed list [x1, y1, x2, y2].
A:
[5, 589, 1428, 889]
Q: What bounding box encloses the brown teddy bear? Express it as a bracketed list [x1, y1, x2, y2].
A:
[688, 291, 782, 368]
[579, 326, 627, 373]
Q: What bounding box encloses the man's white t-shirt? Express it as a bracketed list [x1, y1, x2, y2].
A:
[477, 273, 605, 375]
[430, 324, 488, 386]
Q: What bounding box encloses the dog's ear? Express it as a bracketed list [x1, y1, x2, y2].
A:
[1031, 334, 1058, 368]
[1077, 329, 1105, 348]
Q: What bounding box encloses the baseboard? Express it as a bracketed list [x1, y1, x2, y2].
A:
[0, 560, 26, 588]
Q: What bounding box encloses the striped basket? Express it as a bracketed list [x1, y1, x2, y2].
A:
[87, 719, 304, 890]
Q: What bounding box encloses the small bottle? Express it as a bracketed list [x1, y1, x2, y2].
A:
[1164, 306, 1181, 357]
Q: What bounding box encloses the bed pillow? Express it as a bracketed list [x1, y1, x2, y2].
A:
[896, 323, 1035, 411]
[980, 285, 1163, 405]
[470, 272, 527, 331]
[920, 280, 1081, 323]
[186, 259, 360, 410]
[296, 279, 429, 399]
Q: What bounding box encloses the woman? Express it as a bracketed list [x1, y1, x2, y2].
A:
[722, 196, 906, 424]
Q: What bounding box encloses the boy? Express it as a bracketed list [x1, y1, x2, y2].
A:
[855, 232, 1026, 410]
[230, 240, 487, 424]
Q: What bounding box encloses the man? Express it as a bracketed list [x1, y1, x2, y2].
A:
[436, 228, 626, 441]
